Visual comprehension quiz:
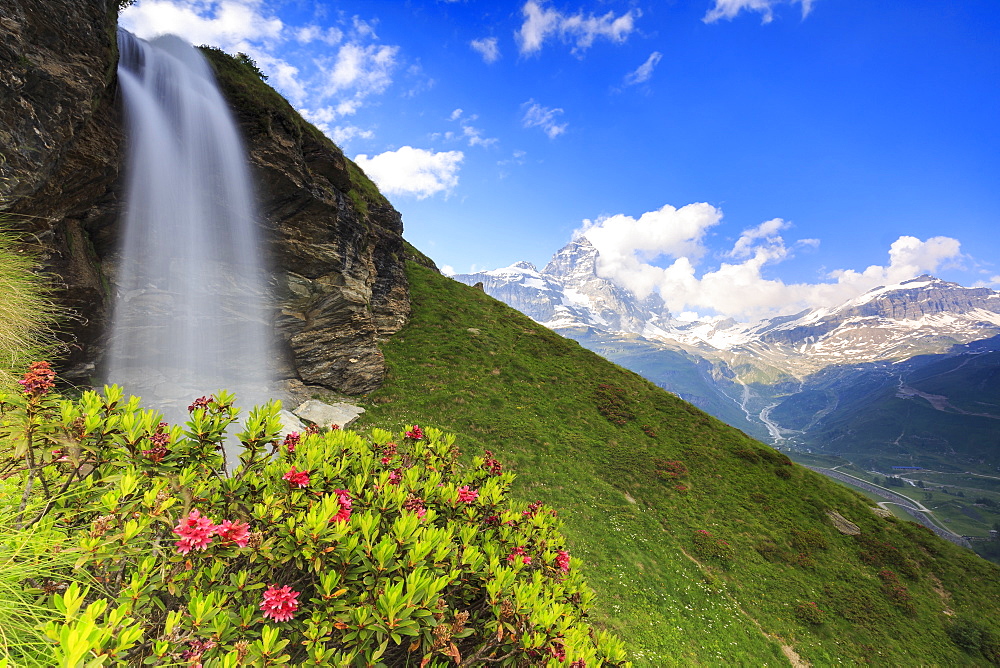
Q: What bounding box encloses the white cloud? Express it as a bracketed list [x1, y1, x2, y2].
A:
[470, 37, 501, 63]
[353, 147, 464, 199]
[578, 203, 964, 320]
[295, 24, 342, 45]
[728, 217, 789, 259]
[122, 1, 402, 133]
[462, 125, 498, 148]
[331, 124, 374, 145]
[121, 0, 284, 46]
[623, 51, 662, 86]
[448, 109, 497, 148]
[703, 0, 815, 24]
[521, 100, 567, 138]
[327, 42, 398, 95]
[579, 203, 724, 299]
[517, 0, 639, 56]
[827, 236, 963, 287]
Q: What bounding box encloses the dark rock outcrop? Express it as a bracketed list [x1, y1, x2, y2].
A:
[0, 0, 123, 374]
[0, 1, 410, 394]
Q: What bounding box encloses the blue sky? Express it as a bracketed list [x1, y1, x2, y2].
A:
[121, 0, 1000, 320]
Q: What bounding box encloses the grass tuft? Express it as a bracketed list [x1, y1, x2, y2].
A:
[0, 218, 62, 390]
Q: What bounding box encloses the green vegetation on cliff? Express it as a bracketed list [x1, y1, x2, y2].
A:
[199, 46, 386, 216]
[355, 261, 1000, 666]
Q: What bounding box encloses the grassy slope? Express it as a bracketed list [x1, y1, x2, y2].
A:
[354, 262, 1000, 666]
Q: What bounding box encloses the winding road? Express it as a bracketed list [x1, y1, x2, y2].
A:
[805, 465, 972, 549]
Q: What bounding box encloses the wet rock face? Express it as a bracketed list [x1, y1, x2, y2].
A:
[0, 2, 410, 394]
[0, 0, 123, 377]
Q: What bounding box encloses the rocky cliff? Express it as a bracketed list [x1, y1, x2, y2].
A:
[0, 0, 412, 395]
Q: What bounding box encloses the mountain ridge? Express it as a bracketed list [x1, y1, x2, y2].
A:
[453, 242, 1000, 469]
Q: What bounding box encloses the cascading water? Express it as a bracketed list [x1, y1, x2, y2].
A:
[106, 29, 274, 420]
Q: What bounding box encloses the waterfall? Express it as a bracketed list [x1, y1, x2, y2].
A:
[105, 29, 274, 420]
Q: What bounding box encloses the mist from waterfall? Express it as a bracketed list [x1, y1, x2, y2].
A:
[106, 29, 274, 419]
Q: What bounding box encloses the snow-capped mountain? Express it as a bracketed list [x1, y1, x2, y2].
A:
[667, 276, 1000, 378]
[452, 238, 672, 336]
[456, 239, 1000, 380]
[453, 243, 1000, 462]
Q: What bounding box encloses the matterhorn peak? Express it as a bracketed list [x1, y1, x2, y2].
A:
[543, 237, 599, 279]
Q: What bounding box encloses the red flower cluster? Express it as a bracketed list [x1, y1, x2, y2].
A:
[555, 549, 571, 573]
[283, 466, 310, 488]
[142, 422, 172, 463]
[173, 509, 250, 555]
[217, 519, 250, 546]
[548, 639, 566, 662]
[456, 485, 479, 504]
[507, 546, 531, 565]
[18, 361, 56, 397]
[380, 442, 397, 466]
[181, 638, 217, 665]
[388, 468, 402, 485]
[282, 431, 300, 454]
[403, 494, 427, 520]
[187, 395, 213, 413]
[332, 489, 352, 523]
[522, 501, 543, 519]
[481, 450, 503, 476]
[405, 424, 424, 440]
[260, 584, 300, 622]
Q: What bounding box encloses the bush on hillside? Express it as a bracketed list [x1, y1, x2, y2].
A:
[947, 615, 1000, 661]
[593, 384, 633, 426]
[0, 367, 629, 666]
[793, 601, 826, 626]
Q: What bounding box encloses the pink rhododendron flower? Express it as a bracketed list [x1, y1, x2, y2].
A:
[283, 466, 310, 488]
[522, 500, 543, 518]
[173, 509, 219, 554]
[331, 489, 352, 523]
[187, 395, 212, 412]
[282, 431, 300, 454]
[481, 450, 503, 476]
[260, 584, 300, 622]
[388, 468, 402, 485]
[18, 361, 56, 397]
[405, 424, 424, 440]
[403, 494, 427, 521]
[181, 638, 216, 665]
[456, 485, 479, 503]
[143, 422, 172, 462]
[217, 520, 250, 547]
[555, 550, 571, 573]
[507, 546, 530, 564]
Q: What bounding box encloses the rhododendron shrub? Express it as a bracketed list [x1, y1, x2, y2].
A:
[0, 372, 629, 667]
